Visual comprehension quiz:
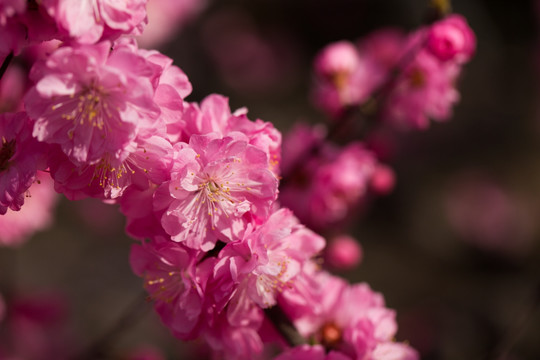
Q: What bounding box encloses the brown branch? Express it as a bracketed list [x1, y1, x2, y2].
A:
[0, 52, 14, 82]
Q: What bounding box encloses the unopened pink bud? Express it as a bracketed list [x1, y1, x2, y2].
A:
[427, 14, 476, 63]
[371, 164, 396, 195]
[314, 41, 360, 78]
[326, 235, 363, 270]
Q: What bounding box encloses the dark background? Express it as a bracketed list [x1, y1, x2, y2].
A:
[1, 0, 539, 359]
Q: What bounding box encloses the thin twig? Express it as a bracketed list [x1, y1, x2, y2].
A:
[0, 52, 14, 82]
[264, 305, 307, 347]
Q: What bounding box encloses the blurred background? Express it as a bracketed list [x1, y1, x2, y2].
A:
[1, 0, 540, 359]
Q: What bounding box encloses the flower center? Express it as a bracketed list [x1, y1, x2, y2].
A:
[408, 68, 426, 88]
[0, 137, 16, 172]
[319, 321, 343, 349]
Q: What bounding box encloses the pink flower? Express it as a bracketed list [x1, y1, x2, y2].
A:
[325, 235, 363, 270]
[202, 309, 264, 360]
[0, 112, 48, 214]
[279, 269, 417, 360]
[157, 133, 278, 251]
[312, 41, 372, 116]
[0, 171, 58, 246]
[281, 131, 377, 230]
[130, 240, 207, 340]
[43, 0, 148, 44]
[214, 208, 325, 314]
[444, 172, 535, 255]
[120, 185, 170, 241]
[140, 49, 192, 143]
[49, 134, 173, 200]
[25, 41, 161, 165]
[382, 49, 460, 129]
[182, 95, 281, 175]
[427, 14, 476, 63]
[358, 29, 405, 71]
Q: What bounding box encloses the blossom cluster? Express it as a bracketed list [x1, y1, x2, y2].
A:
[0, 1, 476, 359]
[312, 15, 475, 129]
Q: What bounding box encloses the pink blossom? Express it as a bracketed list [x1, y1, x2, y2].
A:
[182, 95, 281, 174]
[130, 240, 207, 340]
[0, 171, 58, 246]
[214, 208, 325, 314]
[279, 270, 417, 360]
[444, 172, 535, 255]
[280, 133, 377, 230]
[25, 41, 161, 165]
[312, 41, 372, 116]
[427, 14, 476, 63]
[49, 135, 173, 200]
[157, 133, 278, 251]
[325, 235, 363, 270]
[42, 0, 148, 44]
[0, 112, 48, 214]
[358, 29, 405, 72]
[140, 48, 192, 143]
[202, 309, 264, 360]
[120, 185, 170, 241]
[382, 49, 460, 129]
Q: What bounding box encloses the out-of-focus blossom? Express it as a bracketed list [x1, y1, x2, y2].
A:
[138, 0, 207, 48]
[311, 16, 474, 129]
[42, 0, 148, 44]
[0, 171, 57, 246]
[202, 9, 301, 95]
[325, 234, 363, 270]
[0, 112, 48, 214]
[381, 49, 461, 129]
[444, 172, 535, 254]
[280, 124, 376, 230]
[312, 41, 373, 117]
[0, 292, 75, 360]
[370, 164, 396, 195]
